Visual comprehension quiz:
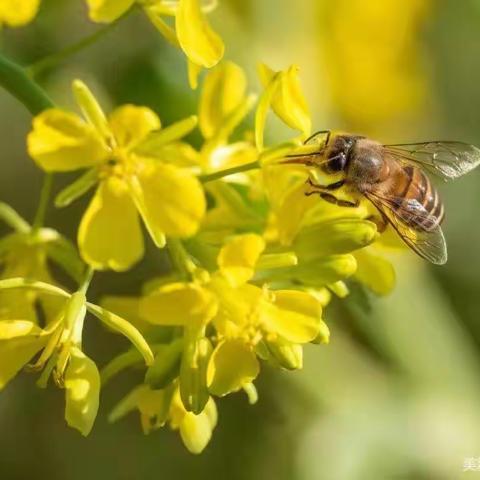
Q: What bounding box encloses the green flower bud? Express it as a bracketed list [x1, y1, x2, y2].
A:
[310, 320, 330, 345]
[145, 338, 184, 389]
[264, 254, 357, 287]
[294, 218, 378, 261]
[266, 339, 303, 370]
[180, 331, 212, 414]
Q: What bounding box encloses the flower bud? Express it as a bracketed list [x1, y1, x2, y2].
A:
[180, 332, 212, 414]
[294, 218, 378, 261]
[145, 338, 184, 389]
[266, 340, 303, 370]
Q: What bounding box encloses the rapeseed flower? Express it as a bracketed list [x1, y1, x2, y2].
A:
[85, 0, 224, 88]
[0, 290, 99, 435]
[100, 234, 329, 449]
[0, 0, 40, 27]
[141, 234, 326, 396]
[109, 383, 217, 454]
[0, 204, 83, 322]
[27, 80, 205, 271]
[0, 276, 153, 435]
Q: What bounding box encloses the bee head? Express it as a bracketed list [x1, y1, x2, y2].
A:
[325, 135, 360, 173]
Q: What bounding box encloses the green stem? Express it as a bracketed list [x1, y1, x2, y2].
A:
[167, 238, 195, 278]
[79, 266, 95, 295]
[199, 160, 260, 184]
[0, 53, 53, 114]
[0, 202, 30, 233]
[32, 173, 53, 234]
[28, 8, 136, 77]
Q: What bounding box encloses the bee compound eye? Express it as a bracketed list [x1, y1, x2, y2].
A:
[328, 153, 346, 172]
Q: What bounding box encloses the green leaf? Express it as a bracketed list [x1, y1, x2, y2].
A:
[86, 302, 154, 366]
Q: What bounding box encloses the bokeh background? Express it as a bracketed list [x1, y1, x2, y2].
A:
[1, 0, 480, 478]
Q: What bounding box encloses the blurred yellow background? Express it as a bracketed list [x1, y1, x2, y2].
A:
[1, 0, 480, 478]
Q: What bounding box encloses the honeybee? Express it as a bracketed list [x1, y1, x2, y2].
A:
[284, 130, 480, 264]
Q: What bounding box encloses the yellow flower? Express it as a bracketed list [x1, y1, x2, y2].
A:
[0, 235, 59, 322]
[0, 293, 100, 435]
[27, 80, 206, 271]
[140, 234, 327, 398]
[188, 61, 261, 237]
[0, 204, 84, 323]
[0, 0, 40, 27]
[0, 277, 153, 435]
[86, 0, 224, 88]
[256, 63, 311, 150]
[109, 383, 217, 454]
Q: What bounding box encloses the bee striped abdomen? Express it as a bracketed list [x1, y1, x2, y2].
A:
[393, 166, 444, 231]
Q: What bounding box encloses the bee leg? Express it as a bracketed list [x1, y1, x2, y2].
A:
[367, 213, 388, 232]
[319, 192, 360, 208]
[306, 177, 345, 190]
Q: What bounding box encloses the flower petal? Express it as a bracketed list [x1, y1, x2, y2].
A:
[0, 332, 47, 390]
[176, 0, 225, 68]
[86, 0, 134, 23]
[261, 291, 321, 344]
[108, 105, 161, 151]
[78, 178, 144, 271]
[217, 234, 265, 286]
[0, 319, 42, 339]
[209, 277, 264, 335]
[140, 283, 218, 326]
[136, 162, 206, 239]
[199, 61, 247, 139]
[258, 63, 311, 137]
[273, 290, 323, 319]
[207, 339, 259, 396]
[28, 109, 108, 172]
[354, 248, 396, 296]
[265, 176, 317, 246]
[0, 320, 48, 390]
[180, 410, 213, 454]
[64, 347, 100, 436]
[0, 0, 40, 27]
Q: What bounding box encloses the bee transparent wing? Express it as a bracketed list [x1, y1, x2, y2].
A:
[383, 141, 480, 181]
[365, 190, 447, 265]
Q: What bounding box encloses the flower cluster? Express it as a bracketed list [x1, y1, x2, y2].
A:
[0, 0, 397, 454]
